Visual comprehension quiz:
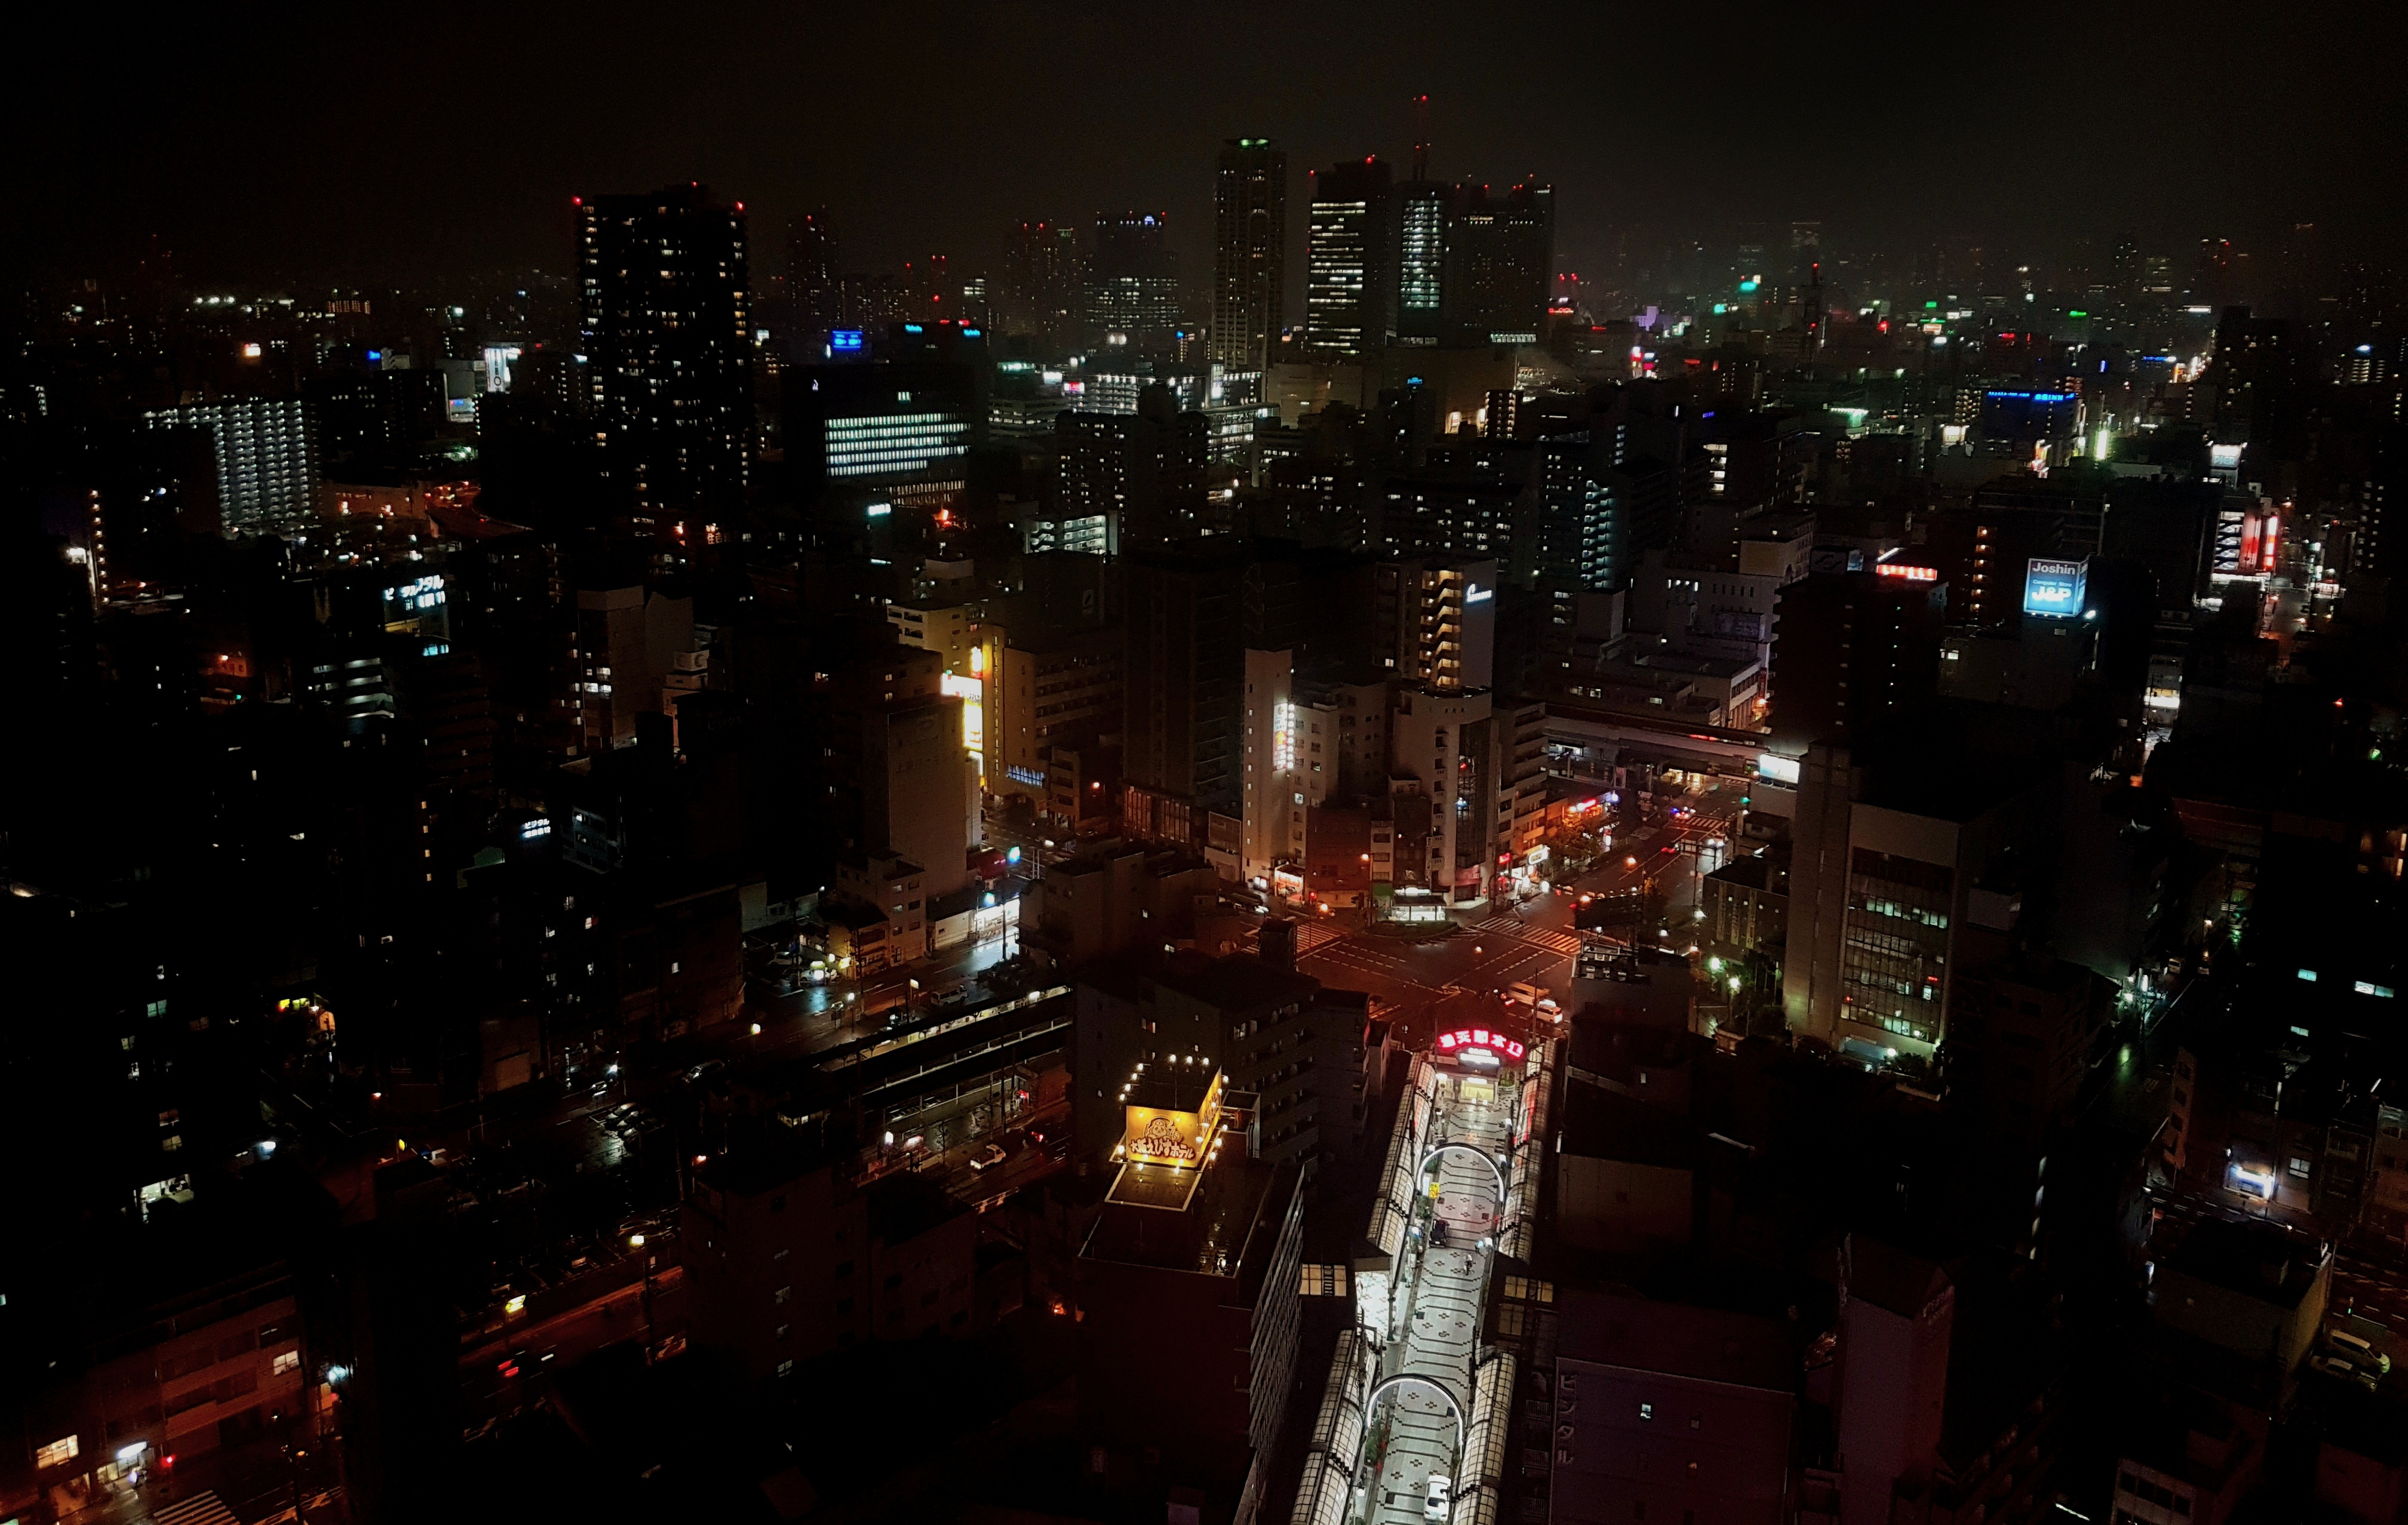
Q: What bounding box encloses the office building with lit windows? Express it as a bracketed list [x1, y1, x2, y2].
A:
[1303, 158, 1392, 361]
[1782, 745, 2040, 1068]
[1393, 179, 1452, 346]
[1086, 213, 1183, 352]
[139, 398, 315, 530]
[576, 184, 753, 522]
[1441, 181, 1553, 345]
[785, 361, 978, 500]
[1210, 139, 1287, 369]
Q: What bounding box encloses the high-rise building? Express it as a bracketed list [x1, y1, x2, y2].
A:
[1122, 543, 1307, 830]
[1442, 181, 1554, 345]
[787, 211, 839, 356]
[1768, 568, 1947, 755]
[1211, 139, 1287, 369]
[784, 359, 979, 502]
[1393, 180, 1454, 347]
[1000, 220, 1081, 352]
[138, 398, 315, 530]
[1056, 385, 1206, 552]
[1781, 746, 2037, 1070]
[577, 184, 753, 521]
[1372, 556, 1497, 693]
[1086, 213, 1182, 352]
[1303, 158, 1392, 361]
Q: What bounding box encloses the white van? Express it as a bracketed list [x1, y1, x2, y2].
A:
[1506, 981, 1549, 1009]
[2329, 1327, 2392, 1373]
[1425, 1473, 1453, 1521]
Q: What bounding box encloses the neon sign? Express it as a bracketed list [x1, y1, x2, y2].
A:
[1874, 562, 1937, 582]
[1435, 1028, 1525, 1062]
[1272, 700, 1297, 773]
[2023, 558, 2087, 618]
[830, 329, 864, 352]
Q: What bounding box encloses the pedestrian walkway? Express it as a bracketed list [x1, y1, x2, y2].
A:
[1466, 917, 1583, 958]
[1369, 1077, 1511, 1525]
[146, 1494, 240, 1525]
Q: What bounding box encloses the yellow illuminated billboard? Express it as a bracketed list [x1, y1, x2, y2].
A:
[1123, 1071, 1224, 1169]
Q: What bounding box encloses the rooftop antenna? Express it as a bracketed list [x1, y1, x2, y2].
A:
[1412, 94, 1430, 182]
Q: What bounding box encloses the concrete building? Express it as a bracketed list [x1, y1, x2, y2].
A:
[1210, 139, 1287, 370]
[569, 585, 695, 753]
[1768, 570, 1948, 757]
[577, 185, 752, 522]
[1547, 1290, 1799, 1525]
[1074, 1107, 1306, 1507]
[1071, 951, 1367, 1171]
[139, 398, 316, 531]
[1780, 746, 2037, 1067]
[680, 1141, 976, 1385]
[982, 624, 1123, 805]
[1302, 157, 1392, 361]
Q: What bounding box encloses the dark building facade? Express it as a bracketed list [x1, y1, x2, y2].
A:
[578, 184, 753, 524]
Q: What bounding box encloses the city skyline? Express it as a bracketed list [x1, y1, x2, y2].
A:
[15, 0, 2407, 291]
[14, 11, 2408, 1525]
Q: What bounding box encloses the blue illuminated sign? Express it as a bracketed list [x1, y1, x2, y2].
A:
[962, 327, 981, 338]
[2023, 558, 2087, 619]
[830, 329, 864, 352]
[365, 349, 382, 362]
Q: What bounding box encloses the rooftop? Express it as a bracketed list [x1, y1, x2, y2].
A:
[1556, 1289, 1794, 1392]
[1083, 1151, 1292, 1283]
[2166, 1217, 2326, 1311]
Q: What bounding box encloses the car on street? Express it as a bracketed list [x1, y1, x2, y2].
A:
[2328, 1327, 2391, 1372]
[2312, 1351, 2379, 1389]
[1425, 1474, 1452, 1521]
[970, 1142, 1009, 1172]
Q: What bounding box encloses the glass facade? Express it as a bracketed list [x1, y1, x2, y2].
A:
[1841, 847, 1952, 1046]
[823, 413, 970, 479]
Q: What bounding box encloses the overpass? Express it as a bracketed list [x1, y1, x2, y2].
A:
[1541, 697, 1778, 776]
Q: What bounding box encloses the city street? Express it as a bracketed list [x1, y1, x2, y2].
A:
[1283, 803, 1736, 1046]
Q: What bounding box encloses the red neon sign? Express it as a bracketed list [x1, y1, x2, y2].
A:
[1875, 563, 1937, 582]
[1436, 1029, 1526, 1062]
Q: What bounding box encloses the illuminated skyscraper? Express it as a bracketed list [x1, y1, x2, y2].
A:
[139, 396, 315, 530]
[1303, 158, 1392, 361]
[1086, 212, 1182, 352]
[1211, 139, 1287, 368]
[1393, 181, 1452, 348]
[578, 184, 753, 523]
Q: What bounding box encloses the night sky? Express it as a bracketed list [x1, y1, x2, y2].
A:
[20, 0, 2407, 291]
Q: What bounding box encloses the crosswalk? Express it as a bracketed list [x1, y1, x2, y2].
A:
[1291, 920, 1346, 955]
[149, 1493, 242, 1525]
[1467, 917, 1584, 957]
[1247, 918, 1346, 957]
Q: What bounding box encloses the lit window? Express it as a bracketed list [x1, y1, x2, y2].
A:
[273, 1350, 300, 1375]
[36, 1435, 79, 1469]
